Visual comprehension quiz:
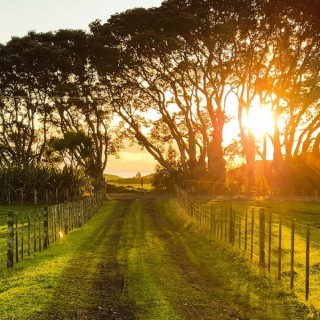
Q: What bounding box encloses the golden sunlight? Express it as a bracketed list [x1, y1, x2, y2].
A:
[246, 97, 274, 139]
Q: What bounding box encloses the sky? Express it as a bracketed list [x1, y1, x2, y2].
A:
[0, 0, 163, 44]
[0, 0, 162, 177]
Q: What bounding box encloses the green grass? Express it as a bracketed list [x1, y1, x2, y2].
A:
[0, 205, 43, 270]
[104, 173, 154, 185]
[0, 201, 119, 319]
[104, 173, 122, 181]
[0, 199, 319, 319]
[0, 205, 41, 225]
[104, 171, 157, 194]
[105, 173, 155, 193]
[118, 200, 183, 319]
[106, 182, 154, 193]
[215, 199, 320, 224]
[159, 200, 313, 319]
[206, 199, 320, 310]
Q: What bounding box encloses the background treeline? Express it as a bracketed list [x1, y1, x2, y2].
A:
[0, 165, 89, 204]
[0, 0, 319, 197]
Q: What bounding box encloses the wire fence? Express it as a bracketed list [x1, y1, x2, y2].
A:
[0, 195, 103, 271]
[183, 179, 320, 202]
[175, 186, 320, 303]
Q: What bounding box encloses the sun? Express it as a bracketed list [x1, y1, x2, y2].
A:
[246, 97, 274, 139]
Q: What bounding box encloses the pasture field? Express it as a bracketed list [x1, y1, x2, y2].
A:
[106, 182, 154, 193]
[0, 198, 317, 319]
[222, 199, 320, 226]
[105, 173, 154, 193]
[200, 198, 320, 308]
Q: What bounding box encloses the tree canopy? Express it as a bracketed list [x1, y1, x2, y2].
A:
[0, 0, 319, 195]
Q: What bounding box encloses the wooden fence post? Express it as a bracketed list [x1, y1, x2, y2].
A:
[78, 201, 81, 228]
[72, 202, 75, 230]
[305, 225, 310, 301]
[220, 208, 223, 240]
[8, 188, 11, 205]
[232, 210, 236, 245]
[21, 213, 24, 259]
[44, 207, 49, 249]
[250, 210, 254, 261]
[15, 214, 19, 263]
[64, 203, 69, 235]
[69, 202, 73, 231]
[54, 206, 57, 242]
[27, 213, 31, 256]
[278, 219, 282, 280]
[52, 207, 55, 243]
[224, 206, 227, 241]
[204, 204, 207, 227]
[81, 200, 84, 227]
[244, 210, 248, 251]
[34, 212, 37, 252]
[58, 205, 62, 239]
[7, 211, 14, 269]
[34, 188, 38, 205]
[290, 219, 296, 290]
[229, 208, 233, 244]
[210, 207, 215, 238]
[238, 214, 241, 249]
[21, 189, 24, 205]
[38, 213, 42, 252]
[268, 214, 272, 272]
[259, 209, 265, 266]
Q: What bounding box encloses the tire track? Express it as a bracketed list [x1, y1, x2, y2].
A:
[35, 200, 137, 320]
[143, 199, 249, 320]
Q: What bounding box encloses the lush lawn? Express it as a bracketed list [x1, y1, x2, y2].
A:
[0, 199, 318, 319]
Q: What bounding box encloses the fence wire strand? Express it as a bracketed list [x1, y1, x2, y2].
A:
[175, 186, 320, 302]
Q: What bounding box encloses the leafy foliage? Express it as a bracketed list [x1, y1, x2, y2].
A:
[0, 165, 89, 204]
[0, 0, 319, 193]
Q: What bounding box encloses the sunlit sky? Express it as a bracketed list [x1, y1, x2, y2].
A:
[0, 0, 163, 44]
[0, 0, 162, 177]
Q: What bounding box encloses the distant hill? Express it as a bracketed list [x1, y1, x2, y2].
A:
[104, 173, 155, 185]
[104, 174, 122, 181]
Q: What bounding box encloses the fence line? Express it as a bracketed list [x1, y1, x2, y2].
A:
[175, 186, 320, 302]
[0, 195, 103, 270]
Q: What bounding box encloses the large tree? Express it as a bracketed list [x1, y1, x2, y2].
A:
[91, 0, 256, 184]
[46, 29, 120, 192]
[0, 33, 59, 166]
[0, 30, 119, 192]
[256, 0, 320, 188]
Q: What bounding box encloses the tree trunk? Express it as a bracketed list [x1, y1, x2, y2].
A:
[207, 135, 226, 185]
[91, 168, 106, 195]
[272, 129, 285, 188]
[244, 134, 256, 188]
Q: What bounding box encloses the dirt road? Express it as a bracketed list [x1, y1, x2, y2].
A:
[33, 198, 306, 320]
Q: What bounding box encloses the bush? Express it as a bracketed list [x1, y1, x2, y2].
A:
[0, 165, 90, 204]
